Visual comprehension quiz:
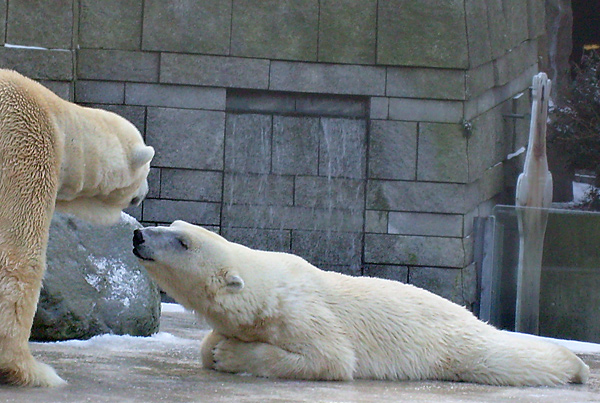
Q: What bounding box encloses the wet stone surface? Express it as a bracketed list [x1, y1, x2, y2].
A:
[3, 308, 600, 403]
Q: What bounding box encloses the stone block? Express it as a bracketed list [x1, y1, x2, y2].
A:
[295, 95, 368, 118]
[160, 169, 222, 202]
[125, 83, 225, 110]
[319, 118, 367, 179]
[493, 39, 538, 87]
[365, 210, 387, 233]
[142, 0, 231, 55]
[366, 180, 479, 215]
[294, 176, 365, 210]
[227, 90, 296, 115]
[221, 227, 292, 253]
[0, 47, 73, 80]
[318, 0, 376, 64]
[146, 108, 225, 170]
[527, 0, 546, 38]
[467, 105, 508, 181]
[231, 0, 318, 61]
[39, 80, 72, 101]
[79, 0, 143, 50]
[364, 233, 467, 268]
[363, 264, 409, 283]
[0, 0, 6, 45]
[81, 104, 146, 135]
[466, 62, 495, 100]
[369, 97, 389, 120]
[32, 213, 160, 341]
[143, 199, 221, 225]
[75, 81, 125, 104]
[388, 212, 463, 237]
[487, 0, 529, 59]
[377, 0, 468, 68]
[160, 53, 270, 89]
[386, 68, 466, 100]
[78, 49, 159, 82]
[409, 266, 465, 305]
[388, 98, 463, 123]
[291, 230, 363, 267]
[223, 173, 294, 206]
[272, 116, 320, 175]
[225, 114, 272, 174]
[417, 123, 469, 183]
[146, 168, 161, 198]
[222, 204, 363, 232]
[464, 0, 493, 68]
[7, 0, 73, 49]
[270, 61, 386, 96]
[368, 120, 417, 180]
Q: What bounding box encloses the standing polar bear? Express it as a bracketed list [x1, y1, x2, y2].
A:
[0, 69, 154, 387]
[133, 221, 590, 386]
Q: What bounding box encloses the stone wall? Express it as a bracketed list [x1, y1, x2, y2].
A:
[0, 0, 546, 308]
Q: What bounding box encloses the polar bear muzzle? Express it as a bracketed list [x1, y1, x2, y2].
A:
[132, 227, 189, 262]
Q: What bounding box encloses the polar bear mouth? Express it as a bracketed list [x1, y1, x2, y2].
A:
[132, 229, 154, 261]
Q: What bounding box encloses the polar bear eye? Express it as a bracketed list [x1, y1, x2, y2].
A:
[176, 237, 189, 250]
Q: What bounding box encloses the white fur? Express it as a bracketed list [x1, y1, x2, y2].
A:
[135, 221, 590, 386]
[0, 69, 153, 387]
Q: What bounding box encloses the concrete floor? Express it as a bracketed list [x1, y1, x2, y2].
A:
[2, 308, 600, 403]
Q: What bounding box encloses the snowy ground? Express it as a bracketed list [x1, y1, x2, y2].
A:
[2, 303, 599, 403]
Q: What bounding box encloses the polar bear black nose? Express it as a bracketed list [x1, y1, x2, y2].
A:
[133, 229, 144, 247]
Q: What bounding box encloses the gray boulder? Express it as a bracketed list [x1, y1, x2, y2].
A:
[31, 212, 160, 341]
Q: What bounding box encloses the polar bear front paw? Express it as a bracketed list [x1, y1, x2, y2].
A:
[213, 339, 254, 375]
[0, 358, 66, 387]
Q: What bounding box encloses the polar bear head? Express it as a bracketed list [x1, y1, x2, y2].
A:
[132, 220, 245, 309]
[55, 108, 155, 224]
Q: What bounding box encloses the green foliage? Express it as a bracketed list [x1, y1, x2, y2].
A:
[549, 50, 600, 181]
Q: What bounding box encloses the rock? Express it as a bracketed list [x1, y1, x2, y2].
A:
[31, 212, 160, 341]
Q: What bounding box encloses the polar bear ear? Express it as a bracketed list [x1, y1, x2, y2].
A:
[225, 273, 244, 292]
[131, 145, 155, 169]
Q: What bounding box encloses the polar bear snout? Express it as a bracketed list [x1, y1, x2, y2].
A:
[133, 226, 190, 263]
[132, 229, 154, 261]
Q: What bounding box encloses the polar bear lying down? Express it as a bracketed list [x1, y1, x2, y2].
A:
[133, 221, 589, 386]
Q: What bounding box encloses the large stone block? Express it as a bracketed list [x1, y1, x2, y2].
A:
[467, 104, 509, 181]
[142, 0, 231, 55]
[160, 53, 270, 89]
[221, 227, 292, 253]
[367, 180, 479, 215]
[294, 176, 365, 210]
[79, 0, 143, 50]
[143, 199, 221, 225]
[0, 0, 6, 45]
[464, 0, 493, 68]
[377, 0, 468, 68]
[160, 169, 222, 202]
[466, 62, 495, 100]
[369, 97, 389, 120]
[318, 118, 367, 179]
[78, 49, 159, 82]
[75, 81, 125, 104]
[386, 68, 466, 100]
[368, 120, 417, 180]
[32, 213, 160, 341]
[318, 0, 376, 64]
[270, 61, 386, 95]
[388, 98, 463, 123]
[364, 233, 467, 268]
[222, 204, 363, 232]
[223, 173, 294, 206]
[417, 123, 469, 183]
[272, 116, 320, 175]
[6, 0, 73, 49]
[85, 104, 146, 134]
[363, 264, 409, 283]
[409, 266, 465, 305]
[388, 212, 463, 237]
[295, 95, 368, 119]
[231, 0, 318, 61]
[527, 0, 546, 38]
[225, 114, 272, 174]
[0, 48, 73, 80]
[487, 0, 529, 59]
[365, 210, 388, 233]
[493, 39, 538, 86]
[291, 230, 363, 267]
[125, 83, 225, 110]
[146, 108, 225, 170]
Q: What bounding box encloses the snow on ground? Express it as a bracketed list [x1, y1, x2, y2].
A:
[42, 303, 600, 356]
